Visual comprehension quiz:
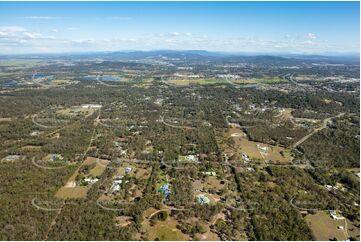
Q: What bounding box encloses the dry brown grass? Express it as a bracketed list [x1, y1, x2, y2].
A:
[305, 211, 349, 241]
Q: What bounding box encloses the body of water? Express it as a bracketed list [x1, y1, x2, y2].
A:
[1, 81, 18, 85]
[81, 75, 122, 81]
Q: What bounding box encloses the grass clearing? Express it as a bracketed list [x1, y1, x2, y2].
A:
[227, 127, 292, 163]
[89, 159, 109, 176]
[142, 214, 189, 241]
[54, 156, 108, 199]
[56, 106, 94, 117]
[305, 211, 353, 241]
[0, 59, 43, 67]
[255, 78, 287, 84]
[55, 186, 89, 199]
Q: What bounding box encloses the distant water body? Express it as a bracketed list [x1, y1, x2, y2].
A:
[33, 74, 54, 80]
[1, 81, 17, 85]
[81, 75, 122, 81]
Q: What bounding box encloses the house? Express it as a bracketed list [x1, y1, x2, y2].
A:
[1, 155, 25, 162]
[111, 176, 127, 193]
[83, 177, 99, 185]
[49, 154, 64, 162]
[325, 184, 340, 191]
[202, 171, 216, 176]
[111, 183, 121, 192]
[246, 167, 255, 172]
[325, 185, 333, 191]
[197, 194, 210, 205]
[125, 167, 132, 174]
[257, 144, 269, 152]
[81, 104, 102, 109]
[241, 153, 250, 162]
[186, 155, 198, 162]
[114, 175, 124, 180]
[159, 183, 171, 201]
[329, 210, 344, 220]
[30, 130, 42, 136]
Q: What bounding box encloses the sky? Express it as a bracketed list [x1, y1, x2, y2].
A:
[0, 1, 359, 54]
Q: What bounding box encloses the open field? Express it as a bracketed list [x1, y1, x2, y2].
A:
[90, 158, 110, 176]
[56, 106, 94, 117]
[142, 211, 190, 241]
[204, 176, 224, 190]
[55, 186, 89, 199]
[0, 117, 13, 122]
[255, 78, 287, 84]
[305, 211, 359, 241]
[54, 157, 108, 199]
[224, 127, 292, 163]
[0, 59, 44, 67]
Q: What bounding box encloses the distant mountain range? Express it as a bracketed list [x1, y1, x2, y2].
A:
[1, 50, 359, 64]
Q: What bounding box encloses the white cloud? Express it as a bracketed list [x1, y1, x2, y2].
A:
[23, 32, 42, 39]
[307, 33, 317, 39]
[23, 16, 64, 20]
[51, 29, 59, 33]
[0, 26, 354, 54]
[0, 31, 9, 38]
[67, 27, 80, 31]
[0, 26, 27, 33]
[71, 39, 94, 44]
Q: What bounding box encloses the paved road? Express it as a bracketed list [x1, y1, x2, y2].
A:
[292, 113, 345, 148]
[159, 115, 195, 130]
[31, 198, 63, 212]
[31, 115, 61, 129]
[96, 75, 120, 87]
[31, 157, 68, 170]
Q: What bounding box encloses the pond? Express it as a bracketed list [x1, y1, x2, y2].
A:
[33, 74, 54, 80]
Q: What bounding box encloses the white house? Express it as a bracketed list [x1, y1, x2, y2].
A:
[81, 104, 102, 109]
[125, 167, 132, 174]
[202, 171, 216, 176]
[186, 154, 198, 162]
[329, 210, 344, 220]
[84, 177, 99, 185]
[111, 183, 121, 192]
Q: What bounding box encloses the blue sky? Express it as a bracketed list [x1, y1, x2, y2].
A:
[0, 1, 359, 54]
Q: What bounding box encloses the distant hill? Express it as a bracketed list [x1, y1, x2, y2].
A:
[1, 50, 359, 65]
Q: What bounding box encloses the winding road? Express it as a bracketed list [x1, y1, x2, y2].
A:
[159, 115, 195, 130]
[292, 113, 345, 148]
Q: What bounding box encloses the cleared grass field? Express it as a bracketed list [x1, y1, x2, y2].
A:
[56, 106, 94, 117]
[204, 176, 224, 190]
[305, 211, 349, 241]
[223, 127, 292, 163]
[55, 186, 89, 199]
[0, 59, 43, 67]
[142, 213, 189, 241]
[255, 78, 287, 84]
[232, 79, 257, 84]
[89, 158, 110, 176]
[54, 156, 109, 199]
